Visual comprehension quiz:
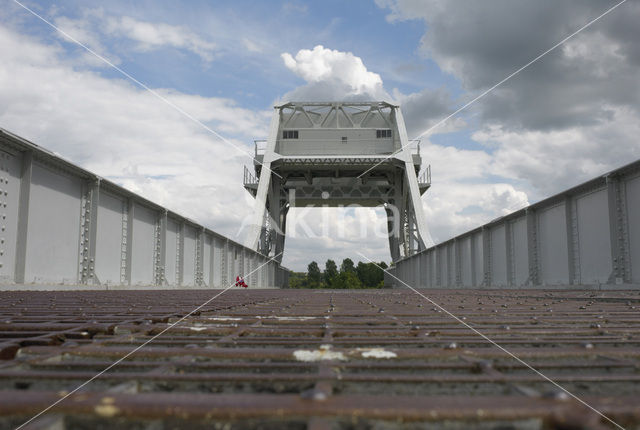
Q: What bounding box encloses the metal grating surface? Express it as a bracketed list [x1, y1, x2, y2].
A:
[0, 289, 639, 429]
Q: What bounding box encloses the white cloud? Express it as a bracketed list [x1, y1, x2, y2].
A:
[280, 45, 390, 101]
[51, 8, 217, 63]
[391, 87, 464, 138]
[475, 106, 640, 199]
[53, 9, 113, 63]
[420, 142, 529, 241]
[0, 26, 265, 241]
[376, 0, 640, 131]
[105, 15, 216, 61]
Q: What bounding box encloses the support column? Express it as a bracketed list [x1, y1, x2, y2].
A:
[239, 248, 246, 278]
[482, 227, 491, 287]
[470, 234, 477, 287]
[607, 176, 631, 284]
[526, 209, 539, 286]
[80, 178, 100, 285]
[123, 198, 134, 286]
[245, 108, 280, 252]
[154, 211, 167, 286]
[249, 254, 256, 287]
[220, 238, 228, 286]
[454, 239, 462, 286]
[565, 196, 578, 285]
[14, 150, 33, 284]
[195, 227, 205, 286]
[177, 223, 185, 286]
[394, 107, 432, 253]
[270, 179, 287, 263]
[446, 243, 452, 286]
[385, 205, 400, 262]
[505, 222, 513, 286]
[434, 246, 442, 287]
[209, 234, 215, 288]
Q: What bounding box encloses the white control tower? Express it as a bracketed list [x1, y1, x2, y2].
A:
[243, 101, 433, 263]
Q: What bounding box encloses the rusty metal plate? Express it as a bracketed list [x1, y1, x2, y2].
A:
[1, 289, 639, 429]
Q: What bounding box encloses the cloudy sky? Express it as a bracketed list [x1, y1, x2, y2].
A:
[1, 0, 639, 271]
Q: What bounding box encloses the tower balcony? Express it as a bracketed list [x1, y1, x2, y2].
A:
[418, 164, 431, 194]
[243, 165, 259, 197]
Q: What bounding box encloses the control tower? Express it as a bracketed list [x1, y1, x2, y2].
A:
[243, 101, 433, 263]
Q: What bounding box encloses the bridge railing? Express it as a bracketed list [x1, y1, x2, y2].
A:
[418, 165, 431, 188]
[0, 128, 288, 289]
[390, 159, 640, 289]
[243, 165, 258, 188]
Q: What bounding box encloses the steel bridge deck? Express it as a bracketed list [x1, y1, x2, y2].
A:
[1, 289, 639, 429]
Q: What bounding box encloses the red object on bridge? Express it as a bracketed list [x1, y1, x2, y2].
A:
[235, 276, 248, 288]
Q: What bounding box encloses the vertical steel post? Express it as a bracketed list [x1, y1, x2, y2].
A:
[470, 234, 477, 287]
[154, 210, 167, 286]
[434, 246, 441, 287]
[124, 198, 134, 286]
[80, 178, 100, 285]
[505, 222, 513, 287]
[177, 223, 185, 286]
[455, 239, 463, 287]
[209, 234, 215, 288]
[196, 227, 205, 286]
[222, 238, 229, 286]
[565, 196, 577, 285]
[482, 227, 491, 287]
[607, 176, 631, 284]
[526, 209, 539, 286]
[14, 150, 33, 284]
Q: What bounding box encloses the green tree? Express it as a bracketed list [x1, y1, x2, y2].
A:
[307, 261, 322, 288]
[324, 259, 338, 287]
[355, 262, 372, 288]
[377, 261, 389, 288]
[340, 258, 355, 274]
[288, 272, 307, 289]
[332, 270, 362, 289]
[355, 261, 386, 288]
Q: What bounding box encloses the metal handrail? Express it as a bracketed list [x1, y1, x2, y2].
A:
[418, 164, 431, 186]
[243, 165, 258, 186]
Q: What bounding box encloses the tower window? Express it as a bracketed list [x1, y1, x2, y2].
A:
[341, 136, 348, 144]
[282, 130, 299, 139]
[376, 129, 392, 138]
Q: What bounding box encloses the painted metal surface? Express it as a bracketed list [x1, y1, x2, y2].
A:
[0, 128, 287, 289]
[94, 191, 126, 285]
[392, 159, 640, 289]
[1, 289, 639, 428]
[627, 175, 640, 283]
[26, 163, 82, 284]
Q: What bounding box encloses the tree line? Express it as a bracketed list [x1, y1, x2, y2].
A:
[288, 258, 389, 289]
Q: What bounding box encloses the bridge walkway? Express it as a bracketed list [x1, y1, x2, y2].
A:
[1, 289, 639, 429]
